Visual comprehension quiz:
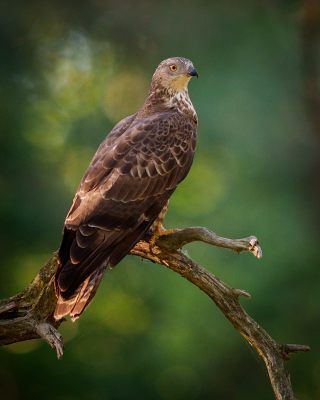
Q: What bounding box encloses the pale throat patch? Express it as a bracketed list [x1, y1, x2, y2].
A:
[168, 74, 192, 93]
[167, 89, 197, 122]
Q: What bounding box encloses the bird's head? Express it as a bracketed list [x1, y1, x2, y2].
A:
[151, 57, 198, 94]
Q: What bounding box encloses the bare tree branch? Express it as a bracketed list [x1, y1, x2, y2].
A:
[0, 252, 64, 358]
[0, 227, 309, 399]
[150, 227, 262, 258]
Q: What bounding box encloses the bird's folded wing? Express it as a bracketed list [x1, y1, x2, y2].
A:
[65, 111, 197, 232]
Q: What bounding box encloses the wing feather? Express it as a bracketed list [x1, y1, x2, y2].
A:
[55, 110, 197, 320]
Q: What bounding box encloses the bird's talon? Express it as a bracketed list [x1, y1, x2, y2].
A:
[149, 236, 159, 254]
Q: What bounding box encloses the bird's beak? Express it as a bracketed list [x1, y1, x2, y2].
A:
[186, 66, 198, 78]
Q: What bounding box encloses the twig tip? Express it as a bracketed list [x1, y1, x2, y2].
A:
[233, 288, 251, 299]
[281, 343, 310, 355]
[249, 237, 262, 259]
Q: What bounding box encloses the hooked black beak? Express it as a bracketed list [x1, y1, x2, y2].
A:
[186, 66, 198, 78]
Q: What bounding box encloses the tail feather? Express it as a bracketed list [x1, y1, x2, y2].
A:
[54, 211, 162, 321]
[54, 262, 108, 321]
[57, 228, 131, 297]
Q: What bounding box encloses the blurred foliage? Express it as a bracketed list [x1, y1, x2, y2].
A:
[0, 0, 319, 399]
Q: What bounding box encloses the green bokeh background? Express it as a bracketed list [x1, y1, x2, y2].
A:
[0, 1, 319, 399]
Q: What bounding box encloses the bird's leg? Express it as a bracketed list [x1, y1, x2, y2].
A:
[149, 201, 180, 252]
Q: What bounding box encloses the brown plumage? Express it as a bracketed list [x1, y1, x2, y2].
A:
[54, 57, 198, 321]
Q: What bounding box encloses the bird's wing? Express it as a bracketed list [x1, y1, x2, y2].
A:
[65, 111, 197, 231]
[55, 111, 197, 312]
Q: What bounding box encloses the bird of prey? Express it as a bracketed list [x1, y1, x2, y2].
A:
[54, 57, 198, 321]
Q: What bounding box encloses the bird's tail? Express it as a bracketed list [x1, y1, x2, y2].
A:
[54, 262, 108, 322]
[54, 218, 158, 321]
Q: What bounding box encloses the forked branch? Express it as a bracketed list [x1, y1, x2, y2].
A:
[0, 227, 309, 400]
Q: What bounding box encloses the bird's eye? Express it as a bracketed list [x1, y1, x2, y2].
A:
[170, 64, 177, 72]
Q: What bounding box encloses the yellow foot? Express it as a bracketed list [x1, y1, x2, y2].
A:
[149, 228, 180, 253]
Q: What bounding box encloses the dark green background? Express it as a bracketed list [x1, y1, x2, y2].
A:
[1, 1, 319, 399]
